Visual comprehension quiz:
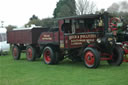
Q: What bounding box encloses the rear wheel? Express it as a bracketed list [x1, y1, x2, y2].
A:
[26, 46, 36, 61]
[83, 47, 100, 68]
[108, 45, 123, 66]
[43, 46, 57, 64]
[12, 45, 21, 60]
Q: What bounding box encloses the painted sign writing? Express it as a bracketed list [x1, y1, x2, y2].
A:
[69, 34, 96, 40]
[42, 34, 52, 40]
[69, 34, 96, 46]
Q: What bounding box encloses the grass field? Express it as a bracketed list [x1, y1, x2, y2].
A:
[0, 53, 128, 85]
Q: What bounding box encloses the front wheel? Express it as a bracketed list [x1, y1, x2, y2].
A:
[83, 47, 100, 68]
[107, 45, 123, 66]
[43, 46, 57, 65]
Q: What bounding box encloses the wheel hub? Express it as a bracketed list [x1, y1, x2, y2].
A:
[84, 51, 95, 66]
[44, 49, 51, 63]
[88, 56, 91, 60]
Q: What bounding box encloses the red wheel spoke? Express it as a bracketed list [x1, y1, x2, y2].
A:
[13, 48, 17, 56]
[27, 48, 33, 59]
[84, 51, 95, 66]
[44, 49, 51, 63]
[47, 56, 51, 61]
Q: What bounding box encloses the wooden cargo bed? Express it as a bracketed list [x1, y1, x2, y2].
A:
[7, 28, 49, 44]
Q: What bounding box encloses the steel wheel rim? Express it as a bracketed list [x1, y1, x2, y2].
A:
[84, 51, 95, 66]
[27, 48, 33, 59]
[44, 49, 51, 63]
[13, 47, 17, 57]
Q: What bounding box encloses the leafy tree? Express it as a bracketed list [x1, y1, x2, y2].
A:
[6, 25, 17, 31]
[25, 19, 41, 27]
[25, 15, 41, 27]
[53, 0, 76, 18]
[25, 16, 57, 28]
[41, 18, 57, 28]
[30, 15, 39, 21]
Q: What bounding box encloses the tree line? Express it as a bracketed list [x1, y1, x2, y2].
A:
[6, 0, 128, 30]
[6, 0, 97, 30]
[25, 0, 97, 28]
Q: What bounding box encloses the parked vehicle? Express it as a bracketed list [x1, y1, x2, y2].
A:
[7, 12, 124, 68]
[116, 24, 128, 62]
[0, 28, 10, 55]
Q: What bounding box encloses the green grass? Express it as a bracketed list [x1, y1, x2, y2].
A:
[0, 53, 128, 85]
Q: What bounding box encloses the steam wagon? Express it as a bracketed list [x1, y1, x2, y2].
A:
[7, 12, 124, 68]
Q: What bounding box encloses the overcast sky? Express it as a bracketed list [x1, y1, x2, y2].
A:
[0, 0, 127, 27]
